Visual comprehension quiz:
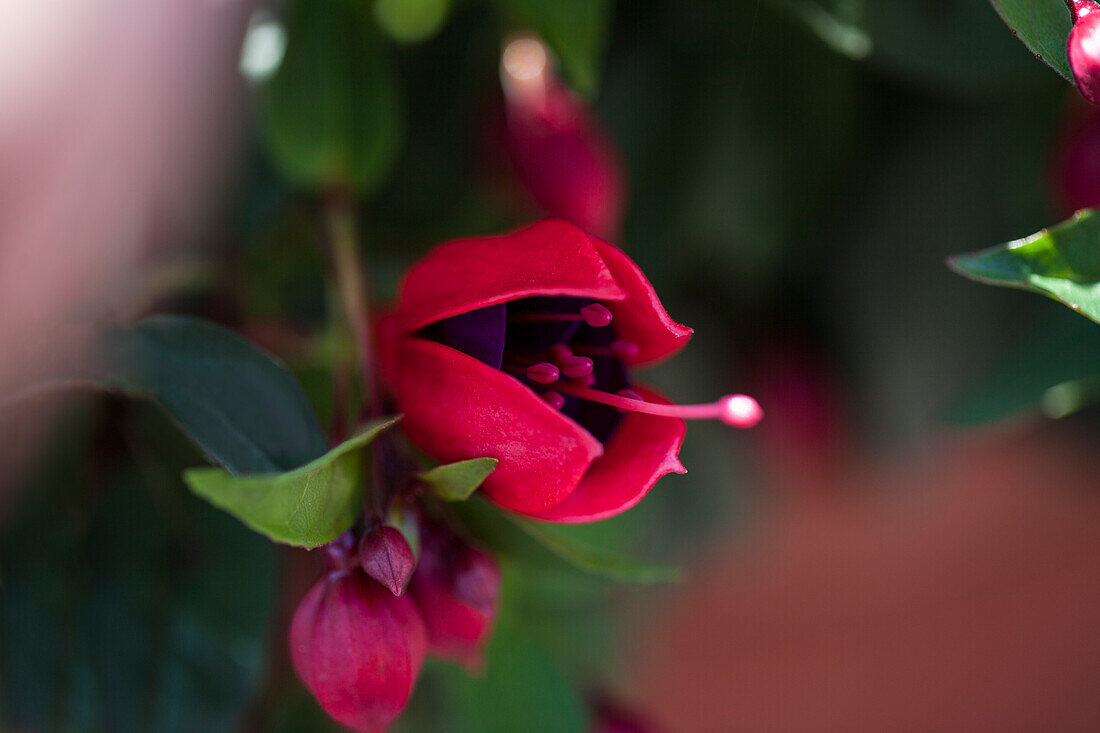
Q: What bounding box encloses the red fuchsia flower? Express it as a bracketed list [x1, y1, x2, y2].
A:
[377, 219, 762, 523]
[409, 520, 502, 668]
[499, 36, 625, 240]
[1068, 1, 1100, 105]
[289, 545, 427, 733]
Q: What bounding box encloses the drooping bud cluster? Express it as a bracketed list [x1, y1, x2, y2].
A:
[289, 516, 502, 732]
[1068, 0, 1100, 105]
[410, 519, 502, 668]
[499, 36, 625, 240]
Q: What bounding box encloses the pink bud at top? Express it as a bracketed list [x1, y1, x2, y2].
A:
[359, 525, 417, 597]
[1068, 2, 1100, 105]
[409, 526, 502, 668]
[500, 37, 625, 239]
[290, 571, 427, 733]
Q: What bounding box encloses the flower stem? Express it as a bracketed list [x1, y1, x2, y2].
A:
[322, 186, 379, 419]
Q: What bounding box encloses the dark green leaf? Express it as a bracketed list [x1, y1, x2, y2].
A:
[494, 0, 610, 95]
[183, 418, 399, 548]
[420, 457, 498, 501]
[509, 516, 680, 583]
[82, 315, 328, 474]
[432, 635, 586, 733]
[948, 210, 1100, 323]
[262, 0, 401, 192]
[989, 0, 1074, 82]
[0, 412, 277, 731]
[948, 307, 1100, 425]
[452, 498, 679, 583]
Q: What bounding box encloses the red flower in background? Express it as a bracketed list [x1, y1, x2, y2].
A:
[1055, 103, 1100, 212]
[499, 36, 625, 240]
[377, 219, 761, 523]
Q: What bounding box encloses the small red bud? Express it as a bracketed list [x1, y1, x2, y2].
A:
[359, 525, 417, 596]
[290, 571, 427, 733]
[409, 527, 502, 668]
[1068, 1, 1100, 104]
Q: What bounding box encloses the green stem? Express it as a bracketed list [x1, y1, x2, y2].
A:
[322, 186, 379, 419]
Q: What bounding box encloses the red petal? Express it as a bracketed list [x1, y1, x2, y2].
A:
[382, 334, 603, 514]
[590, 238, 693, 366]
[395, 219, 627, 333]
[530, 386, 687, 523]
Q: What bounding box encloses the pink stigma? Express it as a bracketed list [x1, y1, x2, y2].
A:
[580, 303, 613, 327]
[542, 391, 565, 410]
[526, 362, 560, 384]
[555, 384, 763, 428]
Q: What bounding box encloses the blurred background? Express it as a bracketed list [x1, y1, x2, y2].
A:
[4, 0, 1100, 730]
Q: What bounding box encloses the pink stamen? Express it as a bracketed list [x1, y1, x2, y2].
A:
[526, 362, 560, 384]
[580, 303, 613, 327]
[612, 339, 639, 361]
[555, 384, 763, 428]
[550, 344, 574, 362]
[542, 391, 566, 410]
[560, 355, 594, 379]
[508, 304, 614, 327]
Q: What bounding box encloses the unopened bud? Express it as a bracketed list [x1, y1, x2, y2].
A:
[501, 38, 625, 239]
[290, 571, 427, 733]
[359, 525, 417, 596]
[409, 527, 502, 668]
[1068, 1, 1100, 105]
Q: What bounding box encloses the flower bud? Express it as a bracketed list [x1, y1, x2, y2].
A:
[359, 524, 417, 596]
[409, 525, 501, 668]
[500, 36, 625, 239]
[290, 570, 427, 733]
[1068, 1, 1100, 105]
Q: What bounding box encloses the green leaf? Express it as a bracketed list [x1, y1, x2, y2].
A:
[948, 210, 1100, 323]
[183, 418, 399, 548]
[763, 0, 872, 59]
[419, 457, 499, 501]
[948, 307, 1100, 425]
[262, 0, 401, 192]
[509, 517, 680, 583]
[374, 0, 452, 44]
[494, 0, 610, 95]
[84, 315, 328, 474]
[989, 0, 1074, 82]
